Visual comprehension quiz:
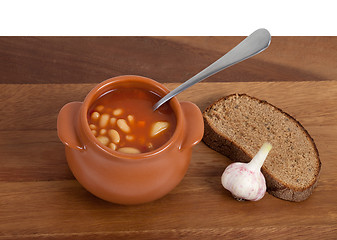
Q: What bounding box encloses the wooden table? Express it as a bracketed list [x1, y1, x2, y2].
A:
[1, 37, 336, 239]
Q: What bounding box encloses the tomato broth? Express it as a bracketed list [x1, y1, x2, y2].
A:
[87, 88, 177, 154]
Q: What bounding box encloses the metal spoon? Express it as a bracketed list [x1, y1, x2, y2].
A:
[153, 28, 271, 111]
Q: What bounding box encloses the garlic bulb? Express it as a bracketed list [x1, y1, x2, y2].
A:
[221, 143, 272, 201]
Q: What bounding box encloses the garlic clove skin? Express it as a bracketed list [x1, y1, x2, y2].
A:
[221, 143, 272, 201]
[221, 163, 266, 201]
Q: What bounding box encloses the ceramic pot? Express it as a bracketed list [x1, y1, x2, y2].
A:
[57, 75, 204, 205]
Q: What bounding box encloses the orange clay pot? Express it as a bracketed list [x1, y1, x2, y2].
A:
[57, 75, 204, 205]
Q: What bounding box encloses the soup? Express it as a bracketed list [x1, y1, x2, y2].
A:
[87, 88, 176, 154]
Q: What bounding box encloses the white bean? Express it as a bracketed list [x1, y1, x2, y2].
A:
[127, 115, 135, 124]
[150, 121, 169, 137]
[91, 112, 100, 121]
[110, 117, 117, 126]
[117, 119, 131, 133]
[109, 142, 117, 151]
[99, 114, 110, 128]
[118, 147, 141, 154]
[89, 124, 96, 130]
[91, 130, 97, 136]
[113, 108, 123, 116]
[96, 136, 109, 146]
[108, 129, 120, 144]
[99, 129, 107, 135]
[95, 105, 104, 112]
[125, 135, 135, 141]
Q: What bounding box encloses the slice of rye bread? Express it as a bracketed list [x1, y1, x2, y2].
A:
[203, 93, 321, 202]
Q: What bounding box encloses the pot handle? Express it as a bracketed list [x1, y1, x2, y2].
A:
[180, 101, 204, 149]
[57, 102, 85, 151]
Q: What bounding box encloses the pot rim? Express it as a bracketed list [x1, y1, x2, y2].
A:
[80, 75, 184, 161]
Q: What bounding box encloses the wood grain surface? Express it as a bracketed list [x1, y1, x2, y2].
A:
[0, 81, 337, 239]
[0, 37, 336, 84]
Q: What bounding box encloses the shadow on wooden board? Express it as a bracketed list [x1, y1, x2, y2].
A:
[0, 37, 325, 84]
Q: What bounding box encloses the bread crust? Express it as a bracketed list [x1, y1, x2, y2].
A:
[203, 93, 321, 202]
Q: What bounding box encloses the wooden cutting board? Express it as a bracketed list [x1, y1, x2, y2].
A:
[0, 81, 336, 239]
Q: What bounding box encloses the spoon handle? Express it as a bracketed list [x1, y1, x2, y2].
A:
[153, 28, 271, 111]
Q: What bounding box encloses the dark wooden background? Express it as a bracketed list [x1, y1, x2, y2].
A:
[1, 37, 336, 84]
[0, 37, 337, 239]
